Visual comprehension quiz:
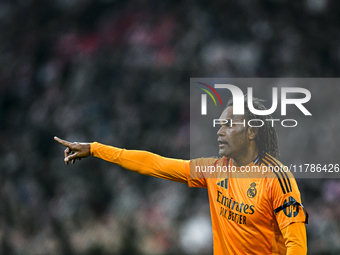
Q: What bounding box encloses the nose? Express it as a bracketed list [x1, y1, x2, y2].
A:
[217, 126, 225, 136]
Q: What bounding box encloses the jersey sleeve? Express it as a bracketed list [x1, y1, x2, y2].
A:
[269, 171, 308, 230]
[91, 142, 190, 183]
[281, 222, 307, 255]
[186, 157, 221, 188]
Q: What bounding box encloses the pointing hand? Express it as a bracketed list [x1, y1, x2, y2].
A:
[54, 136, 91, 165]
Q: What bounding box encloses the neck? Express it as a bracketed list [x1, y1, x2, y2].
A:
[232, 146, 259, 167]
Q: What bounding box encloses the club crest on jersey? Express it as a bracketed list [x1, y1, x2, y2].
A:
[247, 182, 257, 198]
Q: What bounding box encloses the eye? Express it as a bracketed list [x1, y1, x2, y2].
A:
[215, 119, 232, 128]
[219, 121, 231, 128]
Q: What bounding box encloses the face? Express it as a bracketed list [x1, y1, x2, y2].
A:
[217, 106, 250, 158]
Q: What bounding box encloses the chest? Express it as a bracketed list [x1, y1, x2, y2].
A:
[209, 178, 274, 226]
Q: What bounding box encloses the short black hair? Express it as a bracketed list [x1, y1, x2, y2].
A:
[227, 96, 280, 159]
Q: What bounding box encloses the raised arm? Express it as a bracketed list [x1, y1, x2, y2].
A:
[54, 137, 189, 183]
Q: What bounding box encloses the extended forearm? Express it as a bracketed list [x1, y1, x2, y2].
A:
[91, 142, 189, 183]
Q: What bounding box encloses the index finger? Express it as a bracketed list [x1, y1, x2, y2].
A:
[54, 136, 72, 148]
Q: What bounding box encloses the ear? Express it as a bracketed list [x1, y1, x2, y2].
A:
[247, 127, 257, 141]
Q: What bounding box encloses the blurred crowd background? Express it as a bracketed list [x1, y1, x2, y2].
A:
[0, 0, 340, 254]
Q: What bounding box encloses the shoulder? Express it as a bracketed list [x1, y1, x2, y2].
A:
[261, 153, 294, 177]
[261, 153, 297, 194]
[190, 156, 227, 166]
[189, 157, 230, 179]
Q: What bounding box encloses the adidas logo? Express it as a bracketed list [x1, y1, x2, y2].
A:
[217, 178, 228, 189]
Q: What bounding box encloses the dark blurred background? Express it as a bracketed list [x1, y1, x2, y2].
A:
[0, 0, 340, 254]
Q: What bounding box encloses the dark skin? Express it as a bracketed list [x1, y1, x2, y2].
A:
[54, 137, 91, 164]
[55, 106, 258, 166]
[217, 106, 258, 167]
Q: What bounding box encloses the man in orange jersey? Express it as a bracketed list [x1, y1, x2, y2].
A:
[54, 97, 308, 254]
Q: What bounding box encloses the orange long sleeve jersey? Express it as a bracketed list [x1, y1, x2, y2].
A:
[91, 142, 308, 255]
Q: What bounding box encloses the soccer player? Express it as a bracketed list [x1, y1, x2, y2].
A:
[54, 97, 308, 254]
